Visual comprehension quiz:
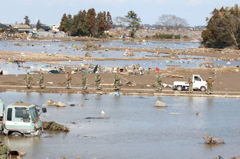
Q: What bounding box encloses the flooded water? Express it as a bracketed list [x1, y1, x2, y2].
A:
[2, 40, 239, 75]
[80, 59, 205, 69]
[97, 40, 200, 49]
[0, 40, 200, 57]
[0, 92, 240, 159]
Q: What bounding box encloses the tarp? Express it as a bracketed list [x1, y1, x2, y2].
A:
[155, 67, 160, 71]
[93, 65, 98, 73]
[49, 70, 63, 74]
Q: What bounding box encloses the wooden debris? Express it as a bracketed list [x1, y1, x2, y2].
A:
[161, 73, 184, 78]
[44, 100, 66, 107]
[8, 150, 26, 158]
[85, 117, 110, 119]
[203, 134, 224, 144]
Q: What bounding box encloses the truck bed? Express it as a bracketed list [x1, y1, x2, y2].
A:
[173, 81, 189, 86]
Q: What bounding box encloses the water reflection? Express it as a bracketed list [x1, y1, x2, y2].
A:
[0, 92, 239, 158]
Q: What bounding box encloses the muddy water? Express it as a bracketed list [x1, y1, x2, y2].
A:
[60, 58, 207, 70]
[97, 40, 200, 49]
[0, 40, 200, 55]
[0, 92, 240, 159]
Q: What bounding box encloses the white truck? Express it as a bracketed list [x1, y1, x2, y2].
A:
[173, 74, 207, 92]
[0, 98, 47, 136]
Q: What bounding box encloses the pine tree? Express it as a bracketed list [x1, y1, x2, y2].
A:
[24, 16, 31, 26]
[87, 8, 97, 37]
[78, 10, 90, 36]
[36, 20, 42, 30]
[202, 5, 240, 49]
[65, 14, 72, 34]
[125, 10, 142, 38]
[59, 13, 68, 32]
[106, 12, 113, 31]
[71, 15, 79, 36]
[97, 12, 106, 35]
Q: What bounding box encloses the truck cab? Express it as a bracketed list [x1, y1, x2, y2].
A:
[0, 99, 46, 136]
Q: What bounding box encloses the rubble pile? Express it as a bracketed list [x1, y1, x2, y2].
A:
[85, 52, 92, 57]
[42, 121, 69, 131]
[44, 100, 66, 107]
[123, 49, 135, 56]
[83, 41, 101, 51]
[155, 101, 168, 107]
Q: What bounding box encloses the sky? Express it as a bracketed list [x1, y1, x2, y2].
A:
[0, 0, 239, 27]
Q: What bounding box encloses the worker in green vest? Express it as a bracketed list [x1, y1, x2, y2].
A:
[114, 73, 121, 90]
[64, 72, 72, 89]
[25, 72, 33, 89]
[206, 77, 214, 94]
[187, 77, 193, 93]
[82, 73, 87, 90]
[156, 75, 162, 92]
[95, 74, 102, 90]
[39, 72, 45, 89]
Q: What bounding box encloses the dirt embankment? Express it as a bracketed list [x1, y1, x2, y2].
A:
[0, 66, 240, 97]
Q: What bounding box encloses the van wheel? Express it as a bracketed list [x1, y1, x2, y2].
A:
[10, 132, 23, 136]
[177, 86, 182, 91]
[200, 86, 206, 92]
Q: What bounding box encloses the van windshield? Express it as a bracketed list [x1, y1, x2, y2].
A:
[29, 107, 39, 123]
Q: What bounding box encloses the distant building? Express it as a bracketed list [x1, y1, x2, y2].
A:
[41, 25, 51, 31]
[46, 24, 60, 32]
[193, 26, 206, 30]
[10, 24, 32, 33]
[0, 23, 9, 30]
[52, 25, 59, 32]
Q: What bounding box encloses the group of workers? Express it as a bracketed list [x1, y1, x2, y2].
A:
[25, 72, 214, 94]
[63, 72, 120, 91]
[25, 72, 44, 89]
[25, 72, 121, 91]
[62, 72, 100, 90]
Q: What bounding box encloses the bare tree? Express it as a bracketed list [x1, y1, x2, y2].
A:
[156, 14, 189, 30]
[172, 16, 189, 30]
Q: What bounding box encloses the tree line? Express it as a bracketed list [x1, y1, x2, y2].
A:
[202, 4, 240, 49]
[59, 8, 113, 37]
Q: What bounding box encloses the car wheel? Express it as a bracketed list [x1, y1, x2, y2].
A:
[177, 86, 182, 91]
[200, 86, 206, 92]
[10, 132, 23, 136]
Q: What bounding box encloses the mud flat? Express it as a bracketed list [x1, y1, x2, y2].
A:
[1, 66, 240, 97]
